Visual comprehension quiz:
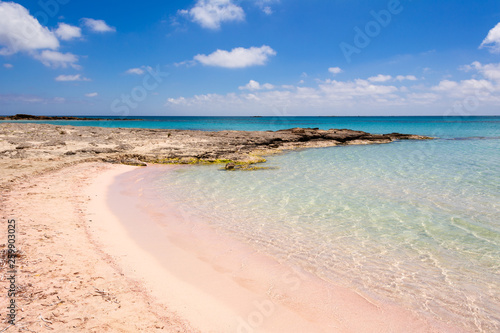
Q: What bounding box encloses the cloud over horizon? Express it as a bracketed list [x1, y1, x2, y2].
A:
[165, 63, 500, 115]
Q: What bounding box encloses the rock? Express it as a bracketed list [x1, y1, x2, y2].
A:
[121, 159, 147, 167]
[43, 140, 66, 147]
[76, 148, 118, 154]
[291, 128, 306, 134]
[16, 143, 33, 149]
[115, 143, 133, 151]
[0, 123, 432, 169]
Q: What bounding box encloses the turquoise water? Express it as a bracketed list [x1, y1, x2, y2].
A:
[1, 116, 499, 138]
[140, 117, 499, 332]
[7, 116, 497, 330]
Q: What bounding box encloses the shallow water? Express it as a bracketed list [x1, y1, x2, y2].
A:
[143, 117, 500, 332]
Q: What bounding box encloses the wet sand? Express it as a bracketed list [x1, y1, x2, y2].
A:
[88, 164, 458, 332]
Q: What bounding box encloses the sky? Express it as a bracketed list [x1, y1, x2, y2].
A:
[0, 0, 500, 116]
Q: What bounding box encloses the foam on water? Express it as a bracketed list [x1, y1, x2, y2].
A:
[151, 127, 499, 331]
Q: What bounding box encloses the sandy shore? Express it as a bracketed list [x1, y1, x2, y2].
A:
[0, 159, 458, 332]
[0, 163, 194, 332]
[0, 123, 455, 332]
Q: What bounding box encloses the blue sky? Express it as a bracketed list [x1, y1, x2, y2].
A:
[0, 0, 500, 116]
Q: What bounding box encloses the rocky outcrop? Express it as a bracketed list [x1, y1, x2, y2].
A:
[0, 123, 432, 182]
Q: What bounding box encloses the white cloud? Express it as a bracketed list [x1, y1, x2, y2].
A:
[3, 63, 13, 68]
[34, 50, 79, 69]
[55, 23, 82, 41]
[166, 54, 500, 115]
[319, 79, 398, 98]
[85, 92, 98, 97]
[167, 96, 186, 105]
[81, 18, 116, 33]
[432, 79, 496, 99]
[126, 68, 144, 75]
[464, 61, 500, 82]
[166, 76, 405, 115]
[256, 0, 279, 15]
[328, 67, 343, 75]
[395, 75, 417, 82]
[194, 45, 276, 68]
[55, 74, 90, 81]
[125, 66, 152, 75]
[480, 22, 500, 53]
[262, 6, 272, 15]
[368, 74, 392, 83]
[0, 2, 59, 55]
[0, 3, 84, 69]
[179, 0, 245, 30]
[431, 80, 458, 91]
[165, 62, 500, 115]
[407, 93, 439, 104]
[174, 59, 197, 67]
[239, 80, 274, 90]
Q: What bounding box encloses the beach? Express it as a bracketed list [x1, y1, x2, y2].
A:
[0, 120, 497, 332]
[2, 0, 499, 330]
[0, 162, 193, 331]
[1, 160, 455, 332]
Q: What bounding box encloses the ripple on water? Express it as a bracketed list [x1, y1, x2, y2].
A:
[155, 138, 500, 332]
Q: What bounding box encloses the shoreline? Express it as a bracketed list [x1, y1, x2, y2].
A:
[92, 163, 459, 332]
[0, 161, 462, 332]
[0, 122, 431, 185]
[0, 122, 470, 331]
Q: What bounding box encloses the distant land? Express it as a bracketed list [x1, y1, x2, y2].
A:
[0, 114, 135, 121]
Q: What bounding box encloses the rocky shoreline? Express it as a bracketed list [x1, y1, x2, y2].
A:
[0, 122, 432, 185]
[0, 114, 134, 121]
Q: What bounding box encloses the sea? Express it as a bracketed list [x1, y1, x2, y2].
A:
[6, 116, 499, 331]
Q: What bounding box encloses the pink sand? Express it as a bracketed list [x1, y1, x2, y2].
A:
[86, 165, 459, 332]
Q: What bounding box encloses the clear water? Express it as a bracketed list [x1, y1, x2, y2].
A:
[7, 116, 497, 330]
[1, 115, 499, 137]
[142, 117, 498, 332]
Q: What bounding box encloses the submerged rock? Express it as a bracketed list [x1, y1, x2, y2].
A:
[225, 162, 236, 170]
